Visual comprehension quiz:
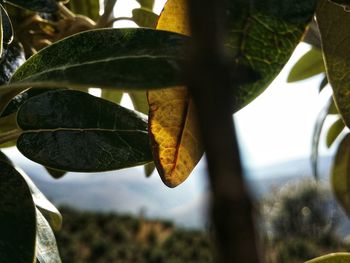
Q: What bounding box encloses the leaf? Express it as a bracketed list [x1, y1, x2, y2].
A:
[17, 89, 153, 172]
[287, 48, 325, 82]
[0, 41, 25, 85]
[144, 162, 155, 177]
[101, 90, 123, 105]
[45, 167, 67, 179]
[305, 253, 350, 262]
[326, 117, 345, 148]
[329, 0, 350, 10]
[65, 0, 100, 21]
[129, 91, 149, 114]
[0, 160, 36, 263]
[331, 133, 350, 216]
[132, 8, 158, 28]
[5, 0, 58, 13]
[0, 87, 63, 117]
[311, 97, 332, 179]
[148, 0, 317, 187]
[36, 209, 62, 263]
[317, 0, 350, 127]
[319, 75, 328, 92]
[136, 0, 155, 10]
[1, 4, 13, 45]
[10, 28, 188, 90]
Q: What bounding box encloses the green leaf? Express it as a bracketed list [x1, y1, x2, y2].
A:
[136, 0, 155, 10]
[0, 160, 36, 263]
[10, 28, 188, 90]
[21, 170, 62, 231]
[36, 209, 62, 263]
[1, 4, 13, 45]
[144, 162, 155, 177]
[287, 48, 325, 82]
[319, 75, 328, 92]
[331, 133, 350, 216]
[100, 90, 123, 104]
[129, 91, 149, 114]
[317, 0, 350, 128]
[311, 97, 332, 179]
[305, 253, 350, 262]
[326, 117, 345, 148]
[5, 0, 58, 13]
[17, 90, 153, 172]
[132, 8, 158, 28]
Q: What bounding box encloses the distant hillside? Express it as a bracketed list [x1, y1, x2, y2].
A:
[56, 207, 213, 263]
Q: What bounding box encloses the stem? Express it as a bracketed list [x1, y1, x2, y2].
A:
[0, 129, 22, 145]
[96, 0, 118, 28]
[185, 0, 261, 262]
[58, 2, 76, 19]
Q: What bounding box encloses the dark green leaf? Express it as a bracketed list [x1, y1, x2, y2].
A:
[317, 0, 350, 127]
[45, 167, 66, 179]
[332, 133, 350, 216]
[311, 97, 332, 179]
[0, 160, 36, 263]
[1, 4, 13, 45]
[326, 117, 345, 148]
[132, 8, 158, 28]
[5, 0, 58, 13]
[17, 90, 153, 172]
[287, 48, 325, 82]
[0, 149, 12, 163]
[36, 209, 62, 263]
[0, 41, 25, 85]
[144, 162, 155, 177]
[10, 28, 188, 90]
[0, 87, 63, 117]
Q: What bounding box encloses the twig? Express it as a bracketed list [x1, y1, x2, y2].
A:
[185, 0, 261, 262]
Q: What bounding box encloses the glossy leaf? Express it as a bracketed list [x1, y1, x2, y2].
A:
[36, 209, 62, 263]
[305, 253, 350, 262]
[311, 98, 332, 179]
[148, 0, 316, 187]
[317, 0, 350, 127]
[10, 28, 188, 90]
[0, 160, 36, 263]
[331, 133, 350, 216]
[326, 117, 345, 148]
[17, 90, 152, 172]
[5, 0, 58, 13]
[287, 48, 325, 82]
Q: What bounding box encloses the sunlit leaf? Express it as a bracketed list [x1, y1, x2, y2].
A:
[132, 8, 158, 28]
[129, 91, 149, 114]
[331, 133, 350, 216]
[305, 252, 350, 262]
[10, 28, 188, 91]
[326, 117, 345, 148]
[101, 90, 123, 105]
[136, 0, 155, 10]
[287, 48, 325, 82]
[148, 0, 317, 187]
[17, 90, 152, 172]
[5, 0, 58, 13]
[0, 160, 36, 263]
[317, 0, 350, 127]
[311, 97, 332, 179]
[36, 209, 62, 263]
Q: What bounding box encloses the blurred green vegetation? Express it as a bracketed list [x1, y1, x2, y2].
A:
[55, 207, 213, 263]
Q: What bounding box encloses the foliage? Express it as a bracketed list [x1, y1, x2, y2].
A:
[0, 0, 350, 262]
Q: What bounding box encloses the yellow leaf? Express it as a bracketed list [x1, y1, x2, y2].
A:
[147, 0, 203, 187]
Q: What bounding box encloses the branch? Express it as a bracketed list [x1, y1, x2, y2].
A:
[185, 0, 261, 262]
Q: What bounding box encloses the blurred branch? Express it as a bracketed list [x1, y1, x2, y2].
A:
[185, 0, 261, 262]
